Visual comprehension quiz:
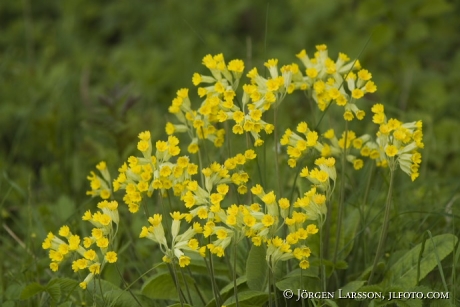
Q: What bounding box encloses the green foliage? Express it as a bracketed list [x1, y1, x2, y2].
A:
[245, 245, 268, 291]
[1, 1, 459, 307]
[381, 234, 458, 289]
[222, 290, 269, 307]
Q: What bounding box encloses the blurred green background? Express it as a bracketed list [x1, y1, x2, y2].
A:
[1, 0, 459, 302]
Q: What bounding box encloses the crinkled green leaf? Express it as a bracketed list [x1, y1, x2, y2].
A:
[46, 283, 61, 302]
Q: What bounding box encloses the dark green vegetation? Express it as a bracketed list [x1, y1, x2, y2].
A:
[1, 0, 459, 306]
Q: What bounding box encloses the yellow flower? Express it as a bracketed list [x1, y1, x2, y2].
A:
[179, 256, 191, 267]
[385, 145, 398, 157]
[299, 259, 310, 269]
[261, 214, 275, 227]
[105, 251, 118, 263]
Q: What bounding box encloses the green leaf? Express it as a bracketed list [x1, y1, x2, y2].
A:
[141, 272, 181, 300]
[358, 285, 384, 293]
[20, 282, 45, 300]
[205, 277, 248, 307]
[58, 302, 73, 307]
[335, 280, 366, 297]
[187, 258, 230, 281]
[282, 267, 319, 279]
[324, 299, 339, 307]
[141, 271, 202, 305]
[47, 278, 79, 303]
[222, 290, 269, 307]
[335, 260, 348, 270]
[394, 299, 423, 307]
[5, 284, 25, 301]
[417, 0, 452, 17]
[276, 276, 320, 293]
[46, 283, 62, 303]
[167, 304, 193, 307]
[245, 245, 268, 291]
[372, 299, 397, 307]
[381, 234, 458, 288]
[323, 208, 359, 263]
[47, 278, 79, 293]
[340, 208, 360, 259]
[358, 261, 385, 281]
[219, 276, 247, 296]
[87, 279, 152, 307]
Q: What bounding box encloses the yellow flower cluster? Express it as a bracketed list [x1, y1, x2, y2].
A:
[112, 131, 199, 213]
[86, 161, 112, 199]
[319, 129, 370, 170]
[42, 200, 119, 289]
[139, 212, 202, 267]
[295, 44, 376, 120]
[365, 103, 423, 180]
[281, 121, 319, 168]
[168, 54, 295, 150]
[44, 47, 424, 292]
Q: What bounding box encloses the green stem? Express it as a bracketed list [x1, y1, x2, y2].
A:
[197, 146, 205, 187]
[274, 107, 282, 198]
[323, 198, 332, 260]
[170, 263, 185, 307]
[301, 268, 305, 307]
[97, 275, 106, 305]
[319, 215, 326, 293]
[179, 267, 193, 305]
[368, 168, 395, 284]
[115, 264, 143, 307]
[202, 255, 220, 306]
[233, 239, 240, 307]
[268, 264, 273, 307]
[272, 266, 279, 307]
[350, 163, 374, 274]
[333, 122, 349, 265]
[225, 120, 232, 159]
[186, 266, 207, 305]
[205, 237, 222, 306]
[200, 127, 211, 165]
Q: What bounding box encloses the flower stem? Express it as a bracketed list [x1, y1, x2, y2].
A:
[115, 264, 143, 307]
[333, 122, 348, 265]
[186, 266, 207, 305]
[233, 239, 240, 307]
[368, 168, 395, 284]
[274, 107, 282, 198]
[179, 267, 193, 305]
[170, 263, 185, 307]
[319, 215, 326, 293]
[205, 237, 222, 306]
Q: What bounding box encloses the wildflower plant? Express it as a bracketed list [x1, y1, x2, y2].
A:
[39, 45, 458, 307]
